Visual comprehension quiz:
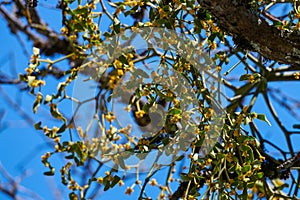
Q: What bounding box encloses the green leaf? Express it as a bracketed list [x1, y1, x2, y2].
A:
[124, 5, 139, 17]
[113, 23, 121, 34]
[61, 176, 68, 185]
[168, 108, 181, 115]
[208, 33, 217, 42]
[176, 155, 185, 161]
[273, 21, 283, 27]
[65, 154, 74, 159]
[247, 182, 255, 188]
[240, 187, 248, 199]
[74, 157, 82, 166]
[256, 172, 264, 179]
[103, 178, 111, 191]
[259, 77, 268, 92]
[44, 169, 54, 176]
[197, 8, 211, 20]
[18, 74, 27, 81]
[117, 156, 126, 170]
[242, 165, 251, 173]
[50, 105, 66, 123]
[239, 74, 250, 81]
[72, 6, 89, 15]
[34, 121, 42, 130]
[235, 163, 242, 172]
[111, 175, 121, 188]
[69, 70, 78, 80]
[103, 31, 112, 38]
[58, 124, 67, 133]
[252, 73, 261, 79]
[149, 8, 155, 21]
[162, 137, 170, 146]
[244, 116, 251, 125]
[33, 92, 43, 114]
[180, 173, 192, 181]
[56, 82, 67, 98]
[257, 114, 271, 126]
[69, 192, 78, 200]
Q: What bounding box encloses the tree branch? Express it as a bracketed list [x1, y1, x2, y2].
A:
[198, 0, 300, 67]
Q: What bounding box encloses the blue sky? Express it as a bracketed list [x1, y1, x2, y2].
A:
[1, 1, 300, 199]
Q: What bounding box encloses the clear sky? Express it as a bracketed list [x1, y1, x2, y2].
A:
[0, 1, 300, 200]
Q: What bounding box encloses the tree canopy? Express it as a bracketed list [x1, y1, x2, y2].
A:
[1, 0, 300, 199]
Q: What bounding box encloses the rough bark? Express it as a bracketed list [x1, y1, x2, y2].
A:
[199, 0, 300, 67]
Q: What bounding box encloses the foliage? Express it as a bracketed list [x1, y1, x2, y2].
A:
[1, 0, 300, 199]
